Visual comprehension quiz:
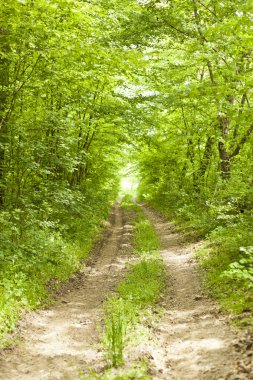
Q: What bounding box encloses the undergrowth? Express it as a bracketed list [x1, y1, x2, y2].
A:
[196, 223, 253, 328]
[140, 185, 253, 328]
[0, 188, 116, 347]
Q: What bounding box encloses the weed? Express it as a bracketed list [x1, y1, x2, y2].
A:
[101, 201, 166, 370]
[103, 298, 136, 367]
[79, 361, 152, 380]
[134, 219, 160, 254]
[118, 259, 165, 307]
[120, 195, 140, 213]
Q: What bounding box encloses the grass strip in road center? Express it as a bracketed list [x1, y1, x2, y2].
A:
[80, 196, 166, 379]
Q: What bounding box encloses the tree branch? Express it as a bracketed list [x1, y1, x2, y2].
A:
[231, 124, 253, 158]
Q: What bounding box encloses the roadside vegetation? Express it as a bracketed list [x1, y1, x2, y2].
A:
[80, 196, 166, 379]
[131, 0, 253, 328]
[0, 0, 138, 347]
[137, 188, 253, 327]
[0, 186, 118, 347]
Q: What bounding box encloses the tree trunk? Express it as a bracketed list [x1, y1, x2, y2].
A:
[0, 27, 10, 206]
[199, 136, 214, 181]
[218, 115, 231, 179]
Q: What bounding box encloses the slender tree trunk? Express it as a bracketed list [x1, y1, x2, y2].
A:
[199, 136, 214, 181]
[217, 112, 253, 180]
[0, 27, 10, 206]
[218, 141, 231, 180]
[218, 115, 231, 179]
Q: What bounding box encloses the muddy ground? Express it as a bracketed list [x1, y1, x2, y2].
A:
[0, 204, 252, 380]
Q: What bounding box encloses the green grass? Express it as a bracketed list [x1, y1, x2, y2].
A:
[117, 259, 165, 307]
[133, 219, 160, 254]
[120, 194, 140, 213]
[103, 297, 138, 368]
[102, 257, 165, 368]
[81, 198, 166, 378]
[102, 254, 165, 368]
[78, 361, 152, 380]
[121, 194, 160, 254]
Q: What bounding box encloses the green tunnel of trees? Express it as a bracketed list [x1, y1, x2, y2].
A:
[0, 0, 253, 339]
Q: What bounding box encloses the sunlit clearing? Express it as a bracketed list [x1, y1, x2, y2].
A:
[120, 176, 138, 195]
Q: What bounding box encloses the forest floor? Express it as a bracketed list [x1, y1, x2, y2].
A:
[0, 203, 252, 380]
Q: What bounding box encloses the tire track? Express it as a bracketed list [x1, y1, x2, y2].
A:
[142, 207, 249, 380]
[0, 203, 132, 380]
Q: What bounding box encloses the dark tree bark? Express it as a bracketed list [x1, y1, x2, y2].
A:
[199, 136, 214, 181]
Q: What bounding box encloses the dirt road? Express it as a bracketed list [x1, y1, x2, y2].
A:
[0, 203, 132, 380]
[0, 204, 252, 380]
[143, 207, 252, 380]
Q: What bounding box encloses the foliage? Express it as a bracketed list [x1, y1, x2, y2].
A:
[223, 247, 253, 289]
[0, 0, 146, 344]
[131, 0, 253, 319]
[196, 219, 253, 322]
[0, 188, 116, 345]
[1, 0, 253, 349]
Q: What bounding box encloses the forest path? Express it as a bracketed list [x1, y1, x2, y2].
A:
[0, 203, 132, 380]
[1, 204, 252, 380]
[143, 207, 252, 380]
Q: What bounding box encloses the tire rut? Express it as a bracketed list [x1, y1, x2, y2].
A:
[142, 207, 250, 380]
[0, 203, 131, 380]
